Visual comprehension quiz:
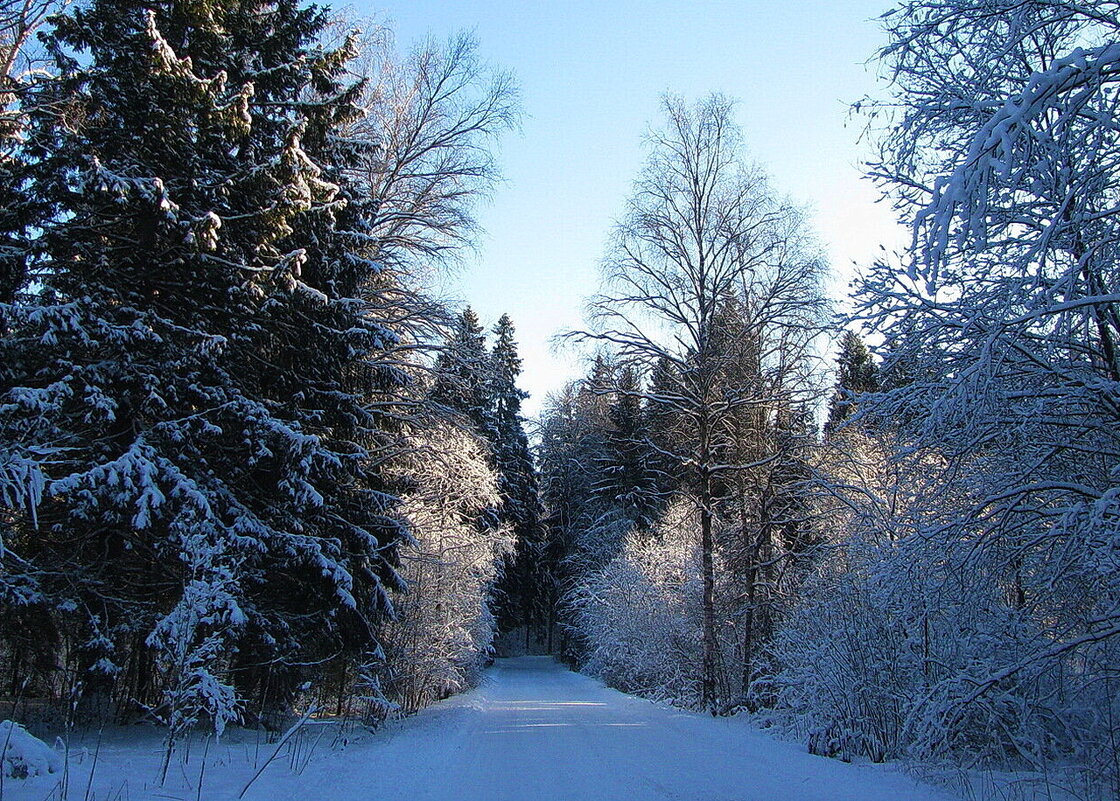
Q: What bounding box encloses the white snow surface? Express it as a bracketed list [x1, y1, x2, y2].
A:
[6, 657, 960, 800]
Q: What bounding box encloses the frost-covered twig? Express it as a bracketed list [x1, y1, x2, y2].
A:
[236, 705, 318, 799]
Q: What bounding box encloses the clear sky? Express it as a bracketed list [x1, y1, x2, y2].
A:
[361, 0, 909, 418]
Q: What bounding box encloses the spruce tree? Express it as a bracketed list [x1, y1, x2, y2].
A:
[0, 0, 405, 722]
[431, 307, 492, 433]
[489, 315, 538, 529]
[487, 314, 544, 640]
[644, 354, 683, 500]
[600, 365, 658, 530]
[0, 136, 35, 305]
[826, 330, 879, 431]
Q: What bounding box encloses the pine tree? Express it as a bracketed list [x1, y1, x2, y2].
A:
[487, 314, 544, 641]
[826, 331, 878, 430]
[0, 0, 406, 723]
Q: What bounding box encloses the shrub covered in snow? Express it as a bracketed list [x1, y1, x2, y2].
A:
[379, 421, 514, 714]
[0, 721, 60, 779]
[764, 425, 1120, 787]
[567, 501, 704, 706]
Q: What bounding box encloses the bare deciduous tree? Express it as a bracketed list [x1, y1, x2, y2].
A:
[818, 0, 1120, 785]
[381, 419, 513, 715]
[570, 94, 829, 710]
[859, 0, 1120, 681]
[0, 0, 56, 147]
[344, 30, 519, 276]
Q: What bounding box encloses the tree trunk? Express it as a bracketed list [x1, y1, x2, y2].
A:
[698, 406, 718, 712]
[741, 564, 757, 702]
[700, 499, 717, 712]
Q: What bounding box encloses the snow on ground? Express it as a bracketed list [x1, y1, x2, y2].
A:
[5, 656, 960, 801]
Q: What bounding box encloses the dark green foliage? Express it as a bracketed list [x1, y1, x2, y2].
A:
[826, 331, 879, 431]
[432, 307, 492, 432]
[598, 365, 661, 531]
[428, 310, 544, 638]
[0, 0, 406, 721]
[489, 315, 539, 532]
[487, 314, 544, 634]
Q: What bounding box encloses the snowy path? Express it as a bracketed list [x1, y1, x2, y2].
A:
[247, 656, 956, 801]
[7, 656, 958, 800]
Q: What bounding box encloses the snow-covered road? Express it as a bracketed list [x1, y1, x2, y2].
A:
[6, 656, 958, 800]
[251, 656, 955, 801]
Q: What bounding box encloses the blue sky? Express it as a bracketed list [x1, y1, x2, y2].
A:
[362, 0, 908, 417]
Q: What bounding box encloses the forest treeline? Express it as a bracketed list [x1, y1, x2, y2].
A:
[0, 0, 543, 757]
[533, 6, 1120, 799]
[2, 0, 1120, 797]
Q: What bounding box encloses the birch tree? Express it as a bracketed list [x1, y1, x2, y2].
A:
[571, 94, 828, 710]
[344, 31, 518, 276]
[380, 420, 512, 714]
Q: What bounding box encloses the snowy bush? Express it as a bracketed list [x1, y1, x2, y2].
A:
[764, 426, 1119, 785]
[147, 534, 244, 726]
[568, 501, 704, 706]
[379, 421, 513, 714]
[854, 4, 1120, 785]
[770, 527, 1110, 769]
[0, 721, 61, 779]
[835, 1, 1120, 780]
